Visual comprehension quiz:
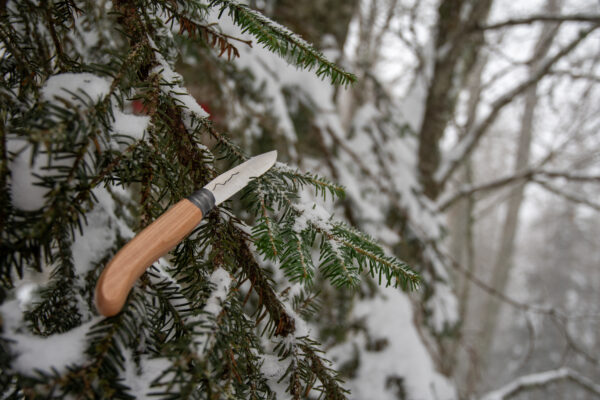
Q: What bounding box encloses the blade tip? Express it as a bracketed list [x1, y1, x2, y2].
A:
[265, 150, 278, 164]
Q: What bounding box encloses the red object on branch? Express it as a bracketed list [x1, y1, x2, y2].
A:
[199, 102, 212, 118]
[132, 99, 147, 115]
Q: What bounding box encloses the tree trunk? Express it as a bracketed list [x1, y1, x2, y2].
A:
[444, 55, 488, 379]
[417, 0, 493, 200]
[269, 0, 359, 51]
[477, 0, 562, 380]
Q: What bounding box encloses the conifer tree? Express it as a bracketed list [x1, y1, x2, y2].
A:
[0, 1, 419, 398]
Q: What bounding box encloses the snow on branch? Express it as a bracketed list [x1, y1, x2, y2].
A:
[161, 2, 252, 60]
[208, 0, 357, 86]
[481, 368, 600, 400]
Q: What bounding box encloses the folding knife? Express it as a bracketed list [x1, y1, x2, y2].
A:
[95, 150, 277, 316]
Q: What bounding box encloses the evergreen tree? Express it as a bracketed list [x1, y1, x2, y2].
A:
[0, 1, 419, 398]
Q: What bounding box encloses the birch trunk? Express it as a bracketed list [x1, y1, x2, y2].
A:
[477, 0, 562, 377]
[444, 55, 488, 378]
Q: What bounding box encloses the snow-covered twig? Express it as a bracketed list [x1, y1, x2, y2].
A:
[481, 368, 600, 400]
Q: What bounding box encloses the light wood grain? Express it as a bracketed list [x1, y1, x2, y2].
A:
[95, 199, 203, 317]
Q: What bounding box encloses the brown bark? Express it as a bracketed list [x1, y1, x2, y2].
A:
[417, 0, 493, 200]
[270, 0, 360, 51]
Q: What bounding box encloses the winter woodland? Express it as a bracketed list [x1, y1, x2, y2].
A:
[1, 0, 600, 399]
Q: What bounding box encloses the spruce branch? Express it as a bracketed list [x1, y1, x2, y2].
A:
[313, 220, 419, 290]
[273, 162, 345, 201]
[275, 337, 349, 400]
[290, 289, 321, 321]
[300, 342, 348, 400]
[2, 1, 417, 397]
[242, 156, 416, 289]
[24, 229, 81, 336]
[208, 0, 357, 86]
[257, 191, 279, 258]
[161, 3, 252, 60]
[23, 293, 149, 397]
[237, 239, 296, 337]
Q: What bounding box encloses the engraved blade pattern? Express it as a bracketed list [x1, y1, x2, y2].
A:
[204, 150, 277, 206]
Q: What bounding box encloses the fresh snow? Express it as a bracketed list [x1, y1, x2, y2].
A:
[329, 287, 456, 400]
[122, 350, 172, 399]
[258, 353, 289, 396]
[112, 111, 150, 140]
[6, 140, 52, 211]
[71, 187, 134, 276]
[292, 200, 332, 233]
[0, 299, 101, 375]
[8, 73, 152, 211]
[42, 72, 151, 141]
[429, 282, 459, 332]
[150, 43, 210, 119]
[204, 268, 232, 316]
[41, 72, 111, 104]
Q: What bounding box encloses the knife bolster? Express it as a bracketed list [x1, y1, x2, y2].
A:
[187, 188, 216, 216]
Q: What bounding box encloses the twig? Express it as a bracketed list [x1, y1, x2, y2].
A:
[438, 169, 600, 211]
[438, 169, 534, 211]
[481, 367, 600, 400]
[432, 241, 550, 314]
[551, 69, 600, 83]
[534, 178, 600, 212]
[550, 312, 600, 366]
[477, 14, 600, 31]
[537, 170, 600, 183]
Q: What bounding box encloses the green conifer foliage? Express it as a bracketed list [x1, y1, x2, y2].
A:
[0, 1, 415, 398]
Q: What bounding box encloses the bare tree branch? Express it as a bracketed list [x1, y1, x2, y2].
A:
[481, 368, 600, 400]
[534, 178, 600, 211]
[438, 169, 600, 211]
[436, 24, 599, 188]
[551, 69, 600, 83]
[429, 241, 600, 320]
[428, 241, 551, 315]
[550, 313, 600, 366]
[477, 14, 600, 31]
[438, 169, 534, 211]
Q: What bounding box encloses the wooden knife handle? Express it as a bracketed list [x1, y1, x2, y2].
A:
[95, 199, 203, 317]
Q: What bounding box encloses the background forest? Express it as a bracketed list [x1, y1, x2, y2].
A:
[1, 0, 600, 399]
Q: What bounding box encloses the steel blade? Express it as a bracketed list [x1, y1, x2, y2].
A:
[204, 150, 277, 205]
